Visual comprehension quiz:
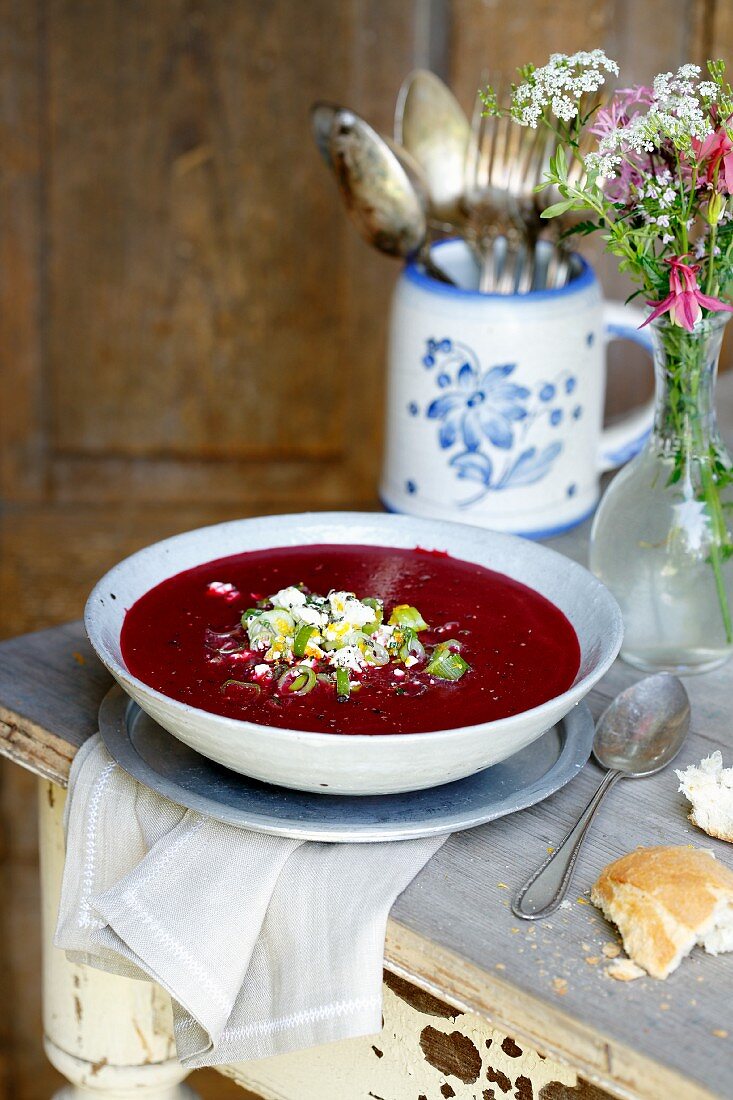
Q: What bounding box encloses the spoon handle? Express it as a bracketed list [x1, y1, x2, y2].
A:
[512, 769, 622, 920]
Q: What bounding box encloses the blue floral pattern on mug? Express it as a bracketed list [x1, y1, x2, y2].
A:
[421, 338, 579, 508]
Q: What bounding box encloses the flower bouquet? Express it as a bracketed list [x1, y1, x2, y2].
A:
[483, 54, 733, 672]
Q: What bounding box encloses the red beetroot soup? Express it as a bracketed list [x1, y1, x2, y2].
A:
[121, 544, 580, 735]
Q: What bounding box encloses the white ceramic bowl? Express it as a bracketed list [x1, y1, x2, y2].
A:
[85, 512, 622, 795]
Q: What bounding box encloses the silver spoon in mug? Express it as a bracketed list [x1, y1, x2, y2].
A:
[512, 674, 691, 920]
[310, 102, 456, 285]
[395, 69, 470, 229]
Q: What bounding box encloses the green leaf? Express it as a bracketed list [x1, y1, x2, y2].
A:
[540, 199, 576, 220]
[551, 145, 568, 182]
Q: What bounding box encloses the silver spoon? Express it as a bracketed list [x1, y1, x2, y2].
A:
[310, 103, 455, 285]
[311, 100, 339, 167]
[512, 674, 691, 921]
[395, 69, 470, 227]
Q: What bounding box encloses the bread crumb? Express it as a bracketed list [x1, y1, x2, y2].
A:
[581, 942, 591, 952]
[576, 896, 589, 906]
[660, 1002, 670, 1010]
[495, 962, 506, 970]
[585, 956, 600, 966]
[72, 651, 86, 665]
[497, 882, 508, 889]
[602, 943, 621, 959]
[713, 1029, 728, 1039]
[552, 977, 568, 996]
[547, 846, 555, 854]
[607, 959, 646, 981]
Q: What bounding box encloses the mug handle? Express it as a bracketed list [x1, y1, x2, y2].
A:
[598, 302, 655, 472]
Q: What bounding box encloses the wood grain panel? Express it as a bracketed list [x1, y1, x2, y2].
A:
[0, 0, 46, 502]
[447, 0, 611, 114]
[45, 0, 352, 461]
[708, 0, 733, 63]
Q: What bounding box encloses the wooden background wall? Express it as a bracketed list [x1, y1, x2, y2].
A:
[1, 1, 732, 1096]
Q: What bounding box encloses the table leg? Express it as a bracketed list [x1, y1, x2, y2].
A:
[38, 779, 198, 1100]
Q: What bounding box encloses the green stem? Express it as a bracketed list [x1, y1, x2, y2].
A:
[707, 163, 720, 296]
[661, 326, 733, 644]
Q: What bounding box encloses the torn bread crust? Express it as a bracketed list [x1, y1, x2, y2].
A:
[590, 846, 733, 979]
[677, 752, 733, 844]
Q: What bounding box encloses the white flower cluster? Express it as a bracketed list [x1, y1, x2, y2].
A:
[596, 63, 712, 168]
[699, 81, 719, 100]
[512, 49, 619, 128]
[584, 151, 622, 179]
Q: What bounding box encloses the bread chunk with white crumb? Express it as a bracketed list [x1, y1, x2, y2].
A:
[676, 752, 733, 843]
[590, 846, 733, 979]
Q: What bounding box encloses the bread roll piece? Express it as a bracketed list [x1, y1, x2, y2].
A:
[590, 846, 733, 979]
[676, 752, 733, 843]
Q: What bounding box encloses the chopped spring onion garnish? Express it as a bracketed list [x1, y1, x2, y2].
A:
[388, 604, 429, 631]
[293, 623, 316, 657]
[335, 667, 351, 701]
[278, 665, 317, 695]
[400, 633, 426, 664]
[362, 638, 390, 666]
[211, 582, 470, 703]
[426, 648, 470, 681]
[220, 679, 261, 694]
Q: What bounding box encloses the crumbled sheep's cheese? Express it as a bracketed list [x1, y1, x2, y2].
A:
[271, 586, 307, 611]
[328, 645, 366, 672]
[404, 655, 418, 668]
[295, 605, 328, 628]
[253, 663, 271, 678]
[328, 591, 374, 628]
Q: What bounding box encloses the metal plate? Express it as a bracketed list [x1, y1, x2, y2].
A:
[99, 686, 594, 842]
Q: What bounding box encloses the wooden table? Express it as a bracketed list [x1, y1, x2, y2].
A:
[1, 523, 732, 1100]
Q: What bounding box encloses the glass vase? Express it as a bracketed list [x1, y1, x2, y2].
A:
[590, 314, 733, 674]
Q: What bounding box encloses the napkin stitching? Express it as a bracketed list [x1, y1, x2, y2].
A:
[218, 995, 382, 1040]
[78, 759, 118, 929]
[121, 892, 230, 1014]
[127, 817, 206, 891]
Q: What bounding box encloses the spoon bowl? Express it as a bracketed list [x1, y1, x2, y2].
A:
[310, 102, 455, 284]
[395, 69, 470, 225]
[327, 106, 426, 258]
[594, 673, 691, 777]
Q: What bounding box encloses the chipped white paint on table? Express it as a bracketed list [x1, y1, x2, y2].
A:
[1, 512, 733, 1100]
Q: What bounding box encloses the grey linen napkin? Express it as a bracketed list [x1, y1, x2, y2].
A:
[55, 734, 445, 1066]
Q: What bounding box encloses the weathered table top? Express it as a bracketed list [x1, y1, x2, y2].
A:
[1, 525, 732, 1100]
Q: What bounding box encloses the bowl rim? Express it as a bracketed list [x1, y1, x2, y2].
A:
[84, 511, 623, 745]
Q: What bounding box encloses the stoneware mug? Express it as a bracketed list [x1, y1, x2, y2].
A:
[380, 239, 653, 538]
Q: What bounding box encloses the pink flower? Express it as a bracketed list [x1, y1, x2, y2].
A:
[692, 125, 733, 193]
[589, 85, 655, 140]
[640, 256, 733, 332]
[589, 86, 655, 203]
